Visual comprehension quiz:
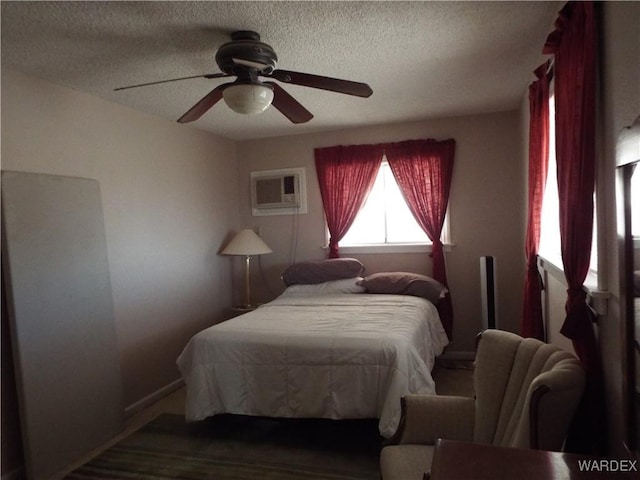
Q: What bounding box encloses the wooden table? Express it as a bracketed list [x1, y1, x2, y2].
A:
[429, 439, 639, 479]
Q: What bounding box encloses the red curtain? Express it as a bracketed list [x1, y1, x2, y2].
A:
[544, 1, 604, 454]
[521, 61, 551, 341]
[314, 145, 382, 258]
[385, 139, 456, 340]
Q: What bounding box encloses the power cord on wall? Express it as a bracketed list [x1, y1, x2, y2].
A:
[256, 205, 301, 301]
[289, 205, 300, 265]
[256, 255, 278, 301]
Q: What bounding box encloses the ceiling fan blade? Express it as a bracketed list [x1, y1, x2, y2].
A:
[270, 70, 373, 98]
[114, 73, 230, 91]
[177, 84, 228, 123]
[266, 82, 313, 124]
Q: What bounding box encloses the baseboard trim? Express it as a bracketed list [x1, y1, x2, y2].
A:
[440, 351, 476, 361]
[1, 467, 24, 480]
[124, 378, 184, 418]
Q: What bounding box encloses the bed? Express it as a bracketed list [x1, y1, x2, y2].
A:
[177, 262, 450, 438]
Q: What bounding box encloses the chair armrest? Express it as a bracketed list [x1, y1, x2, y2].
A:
[529, 361, 585, 451]
[390, 394, 475, 445]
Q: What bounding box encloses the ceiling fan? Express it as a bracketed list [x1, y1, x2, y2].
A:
[115, 30, 373, 124]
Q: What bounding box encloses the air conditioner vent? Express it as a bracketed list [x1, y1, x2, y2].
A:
[251, 167, 307, 216]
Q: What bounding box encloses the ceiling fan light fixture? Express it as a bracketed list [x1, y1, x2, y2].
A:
[115, 30, 372, 124]
[222, 83, 274, 115]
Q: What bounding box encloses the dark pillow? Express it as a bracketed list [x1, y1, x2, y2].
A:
[358, 272, 448, 305]
[282, 258, 365, 286]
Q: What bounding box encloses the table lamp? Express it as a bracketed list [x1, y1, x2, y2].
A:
[221, 229, 272, 308]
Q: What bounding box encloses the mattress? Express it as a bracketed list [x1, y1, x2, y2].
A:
[177, 292, 449, 438]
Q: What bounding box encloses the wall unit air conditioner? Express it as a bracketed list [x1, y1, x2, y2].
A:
[251, 167, 307, 216]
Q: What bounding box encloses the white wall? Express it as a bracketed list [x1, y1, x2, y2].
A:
[236, 110, 526, 354]
[1, 69, 239, 406]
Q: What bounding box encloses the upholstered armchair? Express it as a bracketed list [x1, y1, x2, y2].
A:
[380, 329, 585, 480]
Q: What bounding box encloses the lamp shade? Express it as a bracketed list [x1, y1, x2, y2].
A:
[222, 84, 274, 115]
[221, 229, 272, 256]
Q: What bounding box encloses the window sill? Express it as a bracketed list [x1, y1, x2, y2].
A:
[324, 243, 454, 255]
[537, 255, 610, 315]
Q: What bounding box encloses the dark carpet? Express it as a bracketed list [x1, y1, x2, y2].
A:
[65, 413, 382, 479]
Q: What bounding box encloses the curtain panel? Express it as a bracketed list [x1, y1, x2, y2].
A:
[385, 139, 456, 340]
[314, 145, 382, 258]
[521, 61, 551, 341]
[543, 1, 604, 454]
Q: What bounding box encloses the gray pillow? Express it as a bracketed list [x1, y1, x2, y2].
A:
[358, 272, 448, 305]
[282, 258, 365, 286]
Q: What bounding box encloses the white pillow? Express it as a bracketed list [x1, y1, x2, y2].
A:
[282, 277, 366, 296]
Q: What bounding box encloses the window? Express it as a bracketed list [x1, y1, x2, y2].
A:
[338, 160, 448, 248]
[538, 94, 560, 265]
[539, 94, 598, 272]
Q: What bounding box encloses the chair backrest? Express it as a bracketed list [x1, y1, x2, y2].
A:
[472, 329, 585, 451]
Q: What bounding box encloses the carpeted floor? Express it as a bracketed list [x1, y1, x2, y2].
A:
[65, 413, 382, 479]
[64, 360, 473, 479]
[433, 358, 475, 397]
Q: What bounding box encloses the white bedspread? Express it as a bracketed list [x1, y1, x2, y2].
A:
[177, 293, 449, 438]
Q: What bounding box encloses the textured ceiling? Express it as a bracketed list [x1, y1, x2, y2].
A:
[1, 1, 560, 141]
